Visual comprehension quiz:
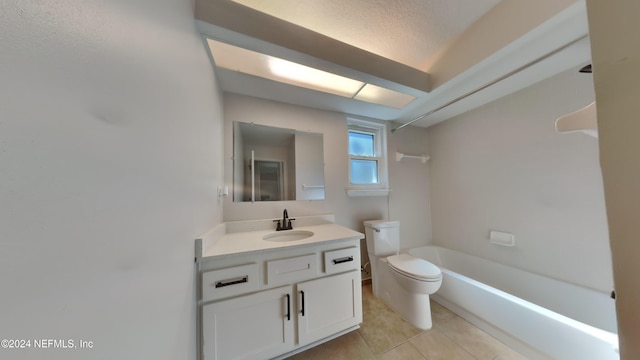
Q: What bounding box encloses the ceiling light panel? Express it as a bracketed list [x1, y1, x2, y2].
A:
[267, 57, 365, 97]
[354, 84, 416, 109]
[205, 38, 416, 109]
[206, 38, 364, 98]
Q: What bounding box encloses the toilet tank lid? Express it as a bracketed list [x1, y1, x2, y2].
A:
[364, 220, 399, 228]
[387, 254, 441, 279]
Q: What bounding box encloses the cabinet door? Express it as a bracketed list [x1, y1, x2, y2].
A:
[297, 270, 363, 346]
[202, 286, 294, 360]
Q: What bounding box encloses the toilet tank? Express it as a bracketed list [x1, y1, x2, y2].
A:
[364, 220, 400, 256]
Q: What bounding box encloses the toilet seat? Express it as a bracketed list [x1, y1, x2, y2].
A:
[387, 254, 442, 282]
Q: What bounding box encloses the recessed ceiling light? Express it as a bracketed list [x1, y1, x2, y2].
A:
[205, 38, 415, 109]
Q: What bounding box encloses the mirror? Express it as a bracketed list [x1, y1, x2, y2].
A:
[233, 122, 325, 202]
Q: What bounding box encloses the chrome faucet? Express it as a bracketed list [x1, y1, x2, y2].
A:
[274, 209, 295, 231]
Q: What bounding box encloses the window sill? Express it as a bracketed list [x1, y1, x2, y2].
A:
[345, 189, 390, 197]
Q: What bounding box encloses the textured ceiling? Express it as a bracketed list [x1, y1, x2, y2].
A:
[233, 0, 501, 71]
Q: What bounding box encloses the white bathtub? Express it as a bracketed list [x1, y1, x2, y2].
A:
[408, 246, 619, 360]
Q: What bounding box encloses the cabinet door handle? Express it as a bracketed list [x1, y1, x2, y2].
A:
[214, 276, 248, 288]
[286, 294, 291, 321]
[332, 256, 354, 265]
[300, 290, 305, 316]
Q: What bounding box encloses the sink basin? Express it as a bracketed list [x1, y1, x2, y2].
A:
[263, 230, 314, 242]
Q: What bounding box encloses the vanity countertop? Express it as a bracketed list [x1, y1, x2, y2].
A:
[196, 217, 364, 261]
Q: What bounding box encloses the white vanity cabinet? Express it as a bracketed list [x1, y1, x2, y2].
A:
[296, 270, 362, 346]
[197, 239, 362, 360]
[202, 286, 294, 360]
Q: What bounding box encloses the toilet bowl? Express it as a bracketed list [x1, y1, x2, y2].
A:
[387, 253, 442, 293]
[364, 220, 442, 329]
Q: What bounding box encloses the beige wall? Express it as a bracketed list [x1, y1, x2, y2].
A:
[388, 122, 433, 250]
[427, 66, 613, 293]
[0, 1, 224, 359]
[586, 0, 640, 357]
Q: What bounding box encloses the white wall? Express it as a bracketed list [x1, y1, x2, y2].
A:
[0, 1, 223, 359]
[222, 93, 432, 256]
[586, 0, 640, 357]
[388, 124, 433, 250]
[295, 132, 325, 201]
[427, 66, 613, 293]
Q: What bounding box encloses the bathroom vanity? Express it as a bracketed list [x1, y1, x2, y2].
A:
[195, 215, 364, 360]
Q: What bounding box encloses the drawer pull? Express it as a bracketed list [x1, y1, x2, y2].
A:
[332, 256, 354, 265]
[215, 276, 248, 288]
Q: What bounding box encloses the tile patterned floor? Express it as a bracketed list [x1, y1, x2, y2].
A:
[287, 283, 527, 360]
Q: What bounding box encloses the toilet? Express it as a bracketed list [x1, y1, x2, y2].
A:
[364, 220, 442, 330]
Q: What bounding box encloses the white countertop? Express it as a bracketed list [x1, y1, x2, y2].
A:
[196, 221, 364, 261]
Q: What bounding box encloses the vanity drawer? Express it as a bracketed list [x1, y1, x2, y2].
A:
[267, 254, 318, 286]
[202, 263, 259, 302]
[324, 247, 360, 274]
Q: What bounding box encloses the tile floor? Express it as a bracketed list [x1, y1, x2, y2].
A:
[287, 283, 527, 360]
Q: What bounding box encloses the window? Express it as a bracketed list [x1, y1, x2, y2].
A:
[349, 131, 378, 184]
[347, 119, 389, 196]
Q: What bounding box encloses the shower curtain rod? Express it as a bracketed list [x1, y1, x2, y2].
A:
[391, 34, 589, 133]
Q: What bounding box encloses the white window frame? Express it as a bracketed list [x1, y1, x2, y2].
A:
[346, 118, 390, 197]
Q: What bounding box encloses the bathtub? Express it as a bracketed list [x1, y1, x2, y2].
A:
[408, 246, 619, 360]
